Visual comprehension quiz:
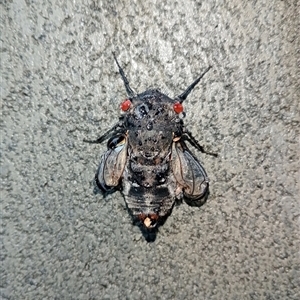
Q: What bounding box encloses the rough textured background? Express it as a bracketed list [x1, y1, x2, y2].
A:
[1, 0, 299, 299]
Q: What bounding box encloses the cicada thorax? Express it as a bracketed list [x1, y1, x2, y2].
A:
[121, 90, 181, 228]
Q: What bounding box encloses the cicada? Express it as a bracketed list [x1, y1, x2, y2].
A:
[85, 54, 217, 239]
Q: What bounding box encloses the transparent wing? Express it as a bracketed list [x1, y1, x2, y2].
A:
[171, 140, 209, 204]
[96, 134, 128, 192]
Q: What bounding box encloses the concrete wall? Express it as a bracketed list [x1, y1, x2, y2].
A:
[1, 0, 299, 299]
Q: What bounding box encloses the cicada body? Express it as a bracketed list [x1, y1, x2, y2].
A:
[85, 55, 217, 238]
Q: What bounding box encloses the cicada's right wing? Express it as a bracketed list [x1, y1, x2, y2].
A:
[96, 134, 128, 192]
[171, 140, 209, 206]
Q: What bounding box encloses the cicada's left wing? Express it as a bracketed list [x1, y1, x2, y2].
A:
[95, 134, 128, 193]
[171, 140, 209, 206]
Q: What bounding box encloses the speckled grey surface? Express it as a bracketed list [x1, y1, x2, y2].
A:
[1, 0, 299, 299]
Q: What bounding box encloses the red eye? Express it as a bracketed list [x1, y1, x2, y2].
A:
[120, 99, 131, 111]
[173, 102, 183, 114]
